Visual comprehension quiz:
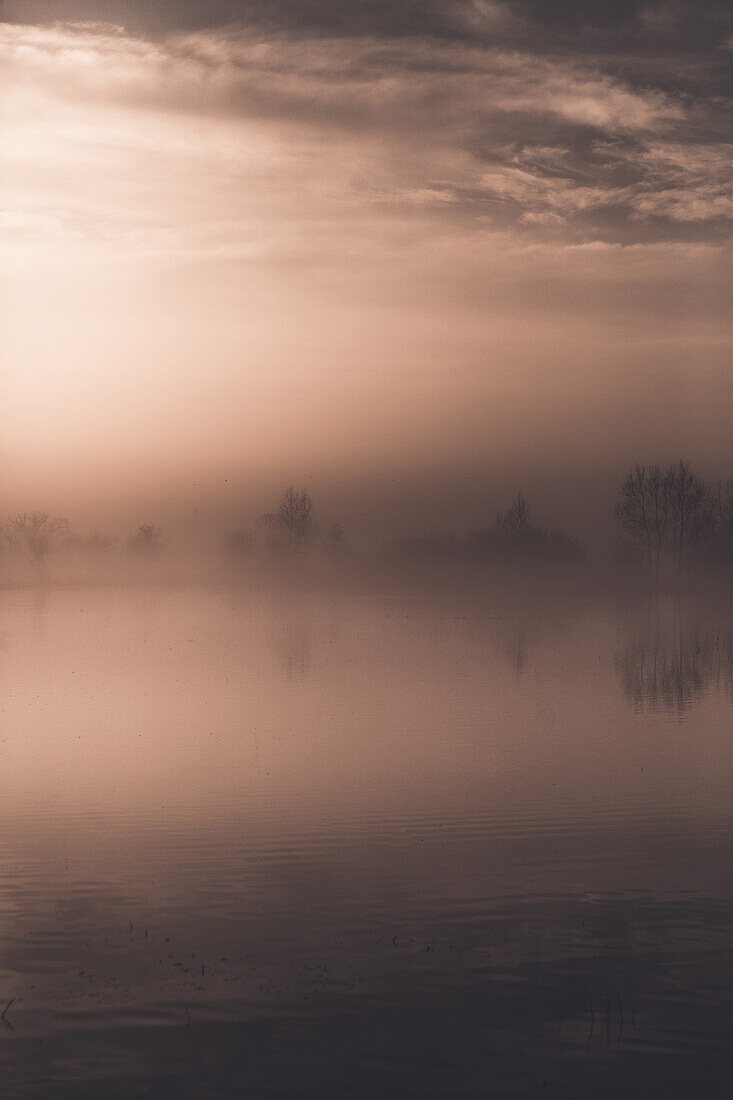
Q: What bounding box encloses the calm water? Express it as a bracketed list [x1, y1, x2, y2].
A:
[1, 584, 732, 1098]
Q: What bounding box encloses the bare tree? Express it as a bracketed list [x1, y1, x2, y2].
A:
[8, 513, 69, 567]
[261, 486, 314, 552]
[615, 465, 668, 573]
[495, 492, 532, 538]
[664, 459, 709, 571]
[616, 460, 708, 572]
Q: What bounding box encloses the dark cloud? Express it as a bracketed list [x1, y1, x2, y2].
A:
[5, 1, 732, 47]
[6, 2, 731, 103]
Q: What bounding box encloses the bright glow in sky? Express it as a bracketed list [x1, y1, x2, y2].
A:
[1, 3, 730, 531]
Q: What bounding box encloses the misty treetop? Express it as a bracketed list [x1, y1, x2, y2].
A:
[5, 513, 69, 567]
[470, 493, 581, 563]
[128, 524, 167, 554]
[259, 486, 315, 553]
[224, 489, 348, 563]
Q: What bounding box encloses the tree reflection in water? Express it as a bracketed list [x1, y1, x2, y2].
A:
[615, 595, 733, 713]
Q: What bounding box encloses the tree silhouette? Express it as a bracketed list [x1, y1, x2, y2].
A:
[8, 513, 68, 566]
[128, 524, 166, 553]
[470, 493, 579, 561]
[615, 465, 668, 573]
[615, 460, 709, 572]
[665, 459, 709, 571]
[495, 492, 532, 538]
[261, 486, 314, 552]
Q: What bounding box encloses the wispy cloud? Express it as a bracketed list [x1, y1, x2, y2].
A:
[1, 16, 727, 269]
[1, 5, 729, 510]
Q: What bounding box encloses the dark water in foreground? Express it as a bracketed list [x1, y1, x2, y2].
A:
[1, 585, 732, 1098]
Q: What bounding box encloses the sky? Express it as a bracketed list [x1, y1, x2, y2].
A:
[1, 0, 731, 538]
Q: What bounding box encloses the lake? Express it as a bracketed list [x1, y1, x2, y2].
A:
[1, 582, 732, 1097]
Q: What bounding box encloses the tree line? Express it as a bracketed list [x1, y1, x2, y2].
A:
[0, 488, 341, 569]
[3, 464, 733, 576]
[0, 515, 168, 567]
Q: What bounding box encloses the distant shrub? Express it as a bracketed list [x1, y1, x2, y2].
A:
[469, 494, 581, 562]
[128, 524, 166, 554]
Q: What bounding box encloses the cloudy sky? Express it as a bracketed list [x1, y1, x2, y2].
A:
[1, 1, 731, 534]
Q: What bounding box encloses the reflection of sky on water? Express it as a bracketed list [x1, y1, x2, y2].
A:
[1, 586, 733, 1097]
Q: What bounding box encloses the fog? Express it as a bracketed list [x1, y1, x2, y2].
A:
[2, 3, 732, 1098]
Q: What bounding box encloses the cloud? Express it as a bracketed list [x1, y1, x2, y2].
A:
[474, 138, 732, 240]
[3, 15, 725, 272]
[1, 10, 729, 517]
[631, 143, 733, 221]
[0, 20, 682, 134]
[444, 0, 516, 33]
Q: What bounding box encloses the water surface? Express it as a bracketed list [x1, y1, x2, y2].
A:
[1, 585, 732, 1097]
